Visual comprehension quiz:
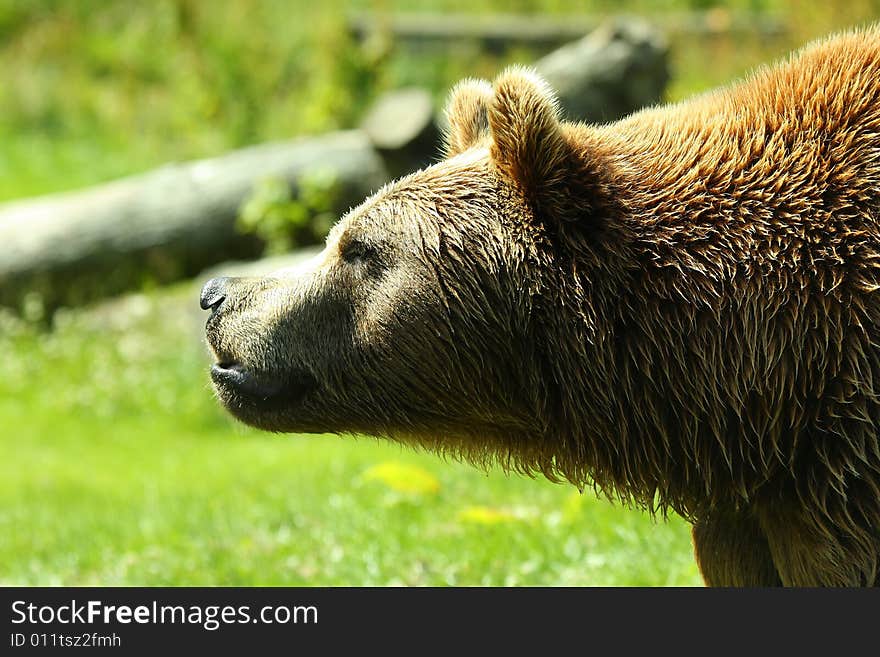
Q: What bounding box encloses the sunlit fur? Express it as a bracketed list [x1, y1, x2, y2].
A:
[207, 28, 880, 586]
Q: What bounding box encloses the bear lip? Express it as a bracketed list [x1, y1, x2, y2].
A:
[210, 361, 317, 406]
[211, 362, 283, 399]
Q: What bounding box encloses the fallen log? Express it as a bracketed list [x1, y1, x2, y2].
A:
[535, 18, 668, 123]
[348, 10, 786, 51]
[360, 88, 440, 177]
[369, 18, 668, 174]
[0, 131, 387, 314]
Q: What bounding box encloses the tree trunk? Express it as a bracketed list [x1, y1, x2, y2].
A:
[0, 131, 387, 314]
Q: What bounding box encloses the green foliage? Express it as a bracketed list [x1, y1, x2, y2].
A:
[2, 0, 878, 202]
[237, 170, 340, 254]
[0, 0, 383, 201]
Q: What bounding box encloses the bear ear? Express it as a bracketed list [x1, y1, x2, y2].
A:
[443, 78, 494, 158]
[488, 67, 573, 208]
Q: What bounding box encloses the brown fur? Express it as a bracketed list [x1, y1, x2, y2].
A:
[204, 28, 880, 586]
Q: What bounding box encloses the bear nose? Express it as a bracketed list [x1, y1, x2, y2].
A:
[199, 277, 231, 314]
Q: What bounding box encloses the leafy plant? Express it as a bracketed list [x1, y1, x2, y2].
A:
[237, 169, 339, 255]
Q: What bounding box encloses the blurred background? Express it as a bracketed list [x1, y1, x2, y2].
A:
[1, 0, 878, 586]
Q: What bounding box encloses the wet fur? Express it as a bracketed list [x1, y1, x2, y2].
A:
[208, 28, 880, 586]
[481, 30, 880, 586]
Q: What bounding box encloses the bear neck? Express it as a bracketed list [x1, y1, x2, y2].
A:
[529, 121, 779, 518]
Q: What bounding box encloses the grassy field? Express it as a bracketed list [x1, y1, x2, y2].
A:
[0, 289, 699, 585]
[3, 0, 880, 586]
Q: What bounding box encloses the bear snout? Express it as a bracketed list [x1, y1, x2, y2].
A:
[199, 276, 233, 316]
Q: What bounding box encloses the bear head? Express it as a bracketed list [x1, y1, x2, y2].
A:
[201, 68, 621, 472]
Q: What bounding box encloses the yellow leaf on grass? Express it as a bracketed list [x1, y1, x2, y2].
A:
[562, 490, 586, 523]
[457, 506, 521, 525]
[362, 461, 441, 495]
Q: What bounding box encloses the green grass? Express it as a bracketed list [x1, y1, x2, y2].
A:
[0, 287, 700, 586]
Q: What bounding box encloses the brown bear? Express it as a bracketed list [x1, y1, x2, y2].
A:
[201, 27, 880, 586]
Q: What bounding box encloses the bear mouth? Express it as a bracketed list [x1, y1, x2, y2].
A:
[210, 361, 317, 405]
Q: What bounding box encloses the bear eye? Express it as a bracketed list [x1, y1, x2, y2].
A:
[341, 240, 374, 264]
